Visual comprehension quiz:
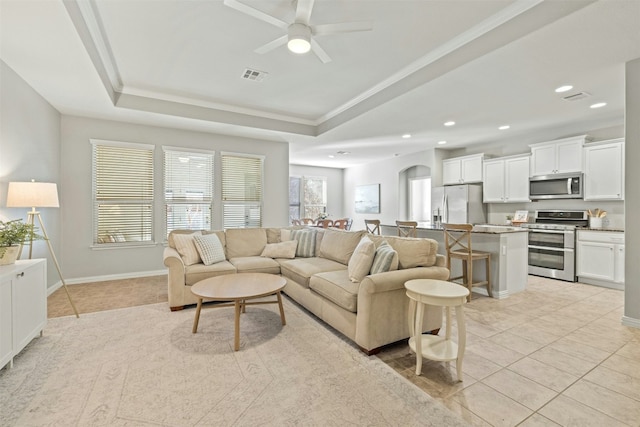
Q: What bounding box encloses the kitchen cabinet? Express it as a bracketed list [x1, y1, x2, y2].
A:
[483, 155, 530, 203]
[577, 230, 624, 290]
[584, 138, 624, 201]
[0, 259, 47, 370]
[442, 153, 484, 185]
[529, 135, 587, 176]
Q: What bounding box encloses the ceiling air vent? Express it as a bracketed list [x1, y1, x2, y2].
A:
[241, 68, 267, 82]
[562, 92, 591, 101]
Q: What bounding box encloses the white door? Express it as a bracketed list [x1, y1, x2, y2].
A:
[409, 177, 431, 222]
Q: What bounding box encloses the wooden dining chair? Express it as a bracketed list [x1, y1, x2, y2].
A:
[300, 218, 315, 225]
[442, 223, 492, 302]
[317, 219, 334, 228]
[291, 219, 301, 226]
[345, 218, 353, 231]
[396, 220, 418, 238]
[332, 218, 348, 229]
[364, 219, 381, 235]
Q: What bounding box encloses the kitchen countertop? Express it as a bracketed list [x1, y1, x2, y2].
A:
[381, 223, 528, 234]
[579, 227, 625, 232]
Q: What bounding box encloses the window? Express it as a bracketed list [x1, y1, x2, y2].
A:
[409, 177, 431, 222]
[302, 176, 327, 220]
[289, 176, 301, 222]
[92, 140, 154, 246]
[164, 147, 214, 237]
[221, 152, 263, 228]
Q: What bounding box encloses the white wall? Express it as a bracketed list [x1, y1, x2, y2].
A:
[59, 116, 289, 281]
[624, 57, 640, 327]
[344, 149, 438, 232]
[0, 61, 62, 289]
[289, 164, 344, 219]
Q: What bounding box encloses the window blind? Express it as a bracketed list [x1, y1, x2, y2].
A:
[221, 153, 263, 228]
[164, 148, 214, 236]
[303, 176, 327, 220]
[92, 141, 154, 245]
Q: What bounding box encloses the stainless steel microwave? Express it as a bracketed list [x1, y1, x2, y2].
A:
[529, 173, 583, 200]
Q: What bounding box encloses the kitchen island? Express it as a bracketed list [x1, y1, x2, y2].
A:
[381, 223, 528, 299]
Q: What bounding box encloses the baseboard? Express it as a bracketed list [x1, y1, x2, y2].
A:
[46, 269, 167, 295]
[622, 315, 640, 329]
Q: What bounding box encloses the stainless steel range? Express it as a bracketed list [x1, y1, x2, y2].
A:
[522, 210, 588, 282]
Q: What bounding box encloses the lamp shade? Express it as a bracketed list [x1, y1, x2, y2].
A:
[6, 181, 59, 208]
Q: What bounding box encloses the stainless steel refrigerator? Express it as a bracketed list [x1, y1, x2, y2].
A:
[431, 184, 486, 225]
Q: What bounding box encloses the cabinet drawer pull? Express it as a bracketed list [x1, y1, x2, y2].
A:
[16, 272, 25, 278]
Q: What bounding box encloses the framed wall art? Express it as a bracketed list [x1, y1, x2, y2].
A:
[355, 184, 380, 214]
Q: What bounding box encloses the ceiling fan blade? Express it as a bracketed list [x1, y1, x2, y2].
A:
[295, 0, 314, 25]
[223, 0, 288, 29]
[313, 21, 373, 36]
[254, 35, 288, 54]
[310, 39, 332, 63]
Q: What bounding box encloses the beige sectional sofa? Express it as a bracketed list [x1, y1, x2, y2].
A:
[163, 227, 450, 354]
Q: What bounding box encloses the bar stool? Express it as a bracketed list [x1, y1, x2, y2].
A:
[396, 220, 418, 237]
[442, 223, 492, 302]
[364, 219, 380, 235]
[405, 279, 469, 382]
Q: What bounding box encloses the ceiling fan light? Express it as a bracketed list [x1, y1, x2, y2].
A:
[287, 23, 311, 54]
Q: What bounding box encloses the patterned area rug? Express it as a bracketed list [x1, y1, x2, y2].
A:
[1, 297, 467, 426]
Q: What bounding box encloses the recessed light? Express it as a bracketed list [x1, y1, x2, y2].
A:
[437, 140, 447, 145]
[555, 85, 573, 93]
[498, 125, 510, 130]
[328, 155, 335, 158]
[590, 102, 607, 109]
[336, 151, 350, 155]
[402, 134, 411, 139]
[444, 121, 455, 127]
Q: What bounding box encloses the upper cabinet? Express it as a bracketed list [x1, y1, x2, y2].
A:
[529, 135, 587, 176]
[483, 155, 530, 203]
[442, 153, 484, 185]
[583, 138, 624, 201]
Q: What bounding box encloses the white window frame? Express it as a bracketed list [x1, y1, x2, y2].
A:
[221, 152, 264, 229]
[163, 146, 215, 238]
[91, 139, 155, 248]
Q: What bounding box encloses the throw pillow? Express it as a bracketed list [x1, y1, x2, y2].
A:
[281, 229, 292, 241]
[290, 229, 317, 257]
[261, 240, 298, 259]
[347, 236, 375, 283]
[193, 233, 226, 266]
[370, 241, 399, 275]
[172, 232, 202, 266]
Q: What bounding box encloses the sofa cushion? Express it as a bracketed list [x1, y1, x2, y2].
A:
[228, 256, 281, 274]
[225, 228, 267, 258]
[309, 270, 359, 313]
[369, 241, 399, 274]
[184, 261, 236, 285]
[172, 231, 202, 266]
[261, 240, 298, 259]
[318, 229, 365, 265]
[347, 236, 375, 283]
[280, 257, 346, 288]
[290, 229, 317, 257]
[193, 233, 226, 265]
[372, 235, 438, 268]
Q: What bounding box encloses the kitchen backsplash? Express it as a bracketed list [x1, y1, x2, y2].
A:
[487, 199, 624, 229]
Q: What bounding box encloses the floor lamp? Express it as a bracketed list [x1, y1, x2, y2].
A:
[6, 181, 79, 318]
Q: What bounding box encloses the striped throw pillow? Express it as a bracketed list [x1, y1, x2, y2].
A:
[193, 233, 226, 265]
[291, 229, 317, 257]
[370, 241, 398, 275]
[172, 232, 202, 266]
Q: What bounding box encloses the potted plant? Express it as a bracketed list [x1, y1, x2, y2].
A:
[0, 219, 42, 265]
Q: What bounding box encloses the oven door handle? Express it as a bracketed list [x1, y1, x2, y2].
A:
[528, 229, 572, 235]
[528, 245, 574, 252]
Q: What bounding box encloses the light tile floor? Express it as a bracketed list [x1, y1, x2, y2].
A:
[377, 275, 640, 426]
[49, 275, 640, 426]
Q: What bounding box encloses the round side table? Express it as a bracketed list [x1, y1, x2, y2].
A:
[404, 279, 470, 382]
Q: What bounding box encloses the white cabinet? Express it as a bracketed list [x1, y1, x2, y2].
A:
[483, 155, 530, 203]
[584, 138, 624, 200]
[529, 135, 587, 176]
[577, 231, 624, 290]
[443, 153, 484, 185]
[0, 259, 47, 370]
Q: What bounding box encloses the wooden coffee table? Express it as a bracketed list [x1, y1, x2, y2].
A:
[191, 273, 287, 351]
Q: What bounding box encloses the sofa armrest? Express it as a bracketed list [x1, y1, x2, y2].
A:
[164, 247, 187, 308]
[435, 254, 446, 267]
[359, 266, 451, 295]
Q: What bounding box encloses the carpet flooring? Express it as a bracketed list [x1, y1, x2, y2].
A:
[1, 296, 467, 427]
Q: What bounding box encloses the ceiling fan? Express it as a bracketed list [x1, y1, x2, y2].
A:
[223, 0, 373, 63]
